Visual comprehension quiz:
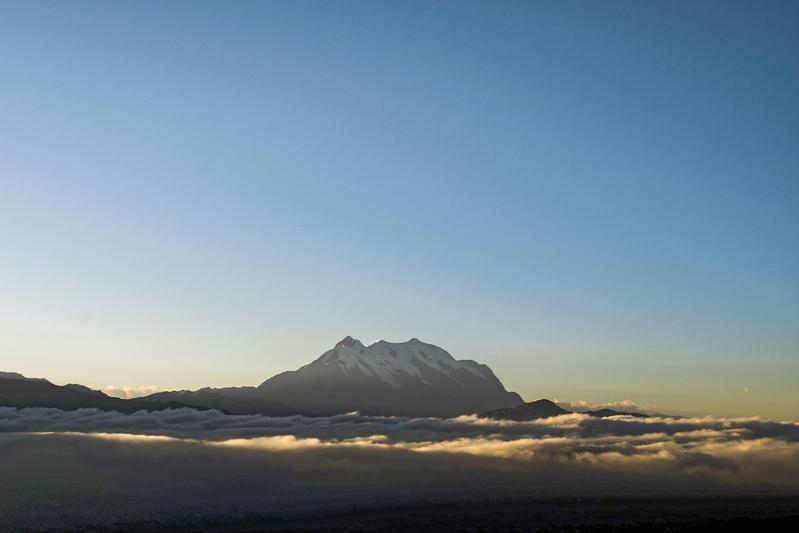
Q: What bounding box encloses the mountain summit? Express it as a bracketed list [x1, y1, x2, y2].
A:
[144, 337, 523, 417]
[255, 337, 523, 416]
[271, 337, 500, 390]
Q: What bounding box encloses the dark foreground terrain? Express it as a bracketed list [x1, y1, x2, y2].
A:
[50, 496, 799, 533]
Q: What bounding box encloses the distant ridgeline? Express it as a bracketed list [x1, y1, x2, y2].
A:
[1, 340, 649, 419]
[0, 371, 195, 414]
[143, 337, 524, 417]
[1, 338, 522, 417]
[480, 398, 649, 421]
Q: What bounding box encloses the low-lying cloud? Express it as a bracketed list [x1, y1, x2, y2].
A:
[555, 398, 657, 413]
[100, 384, 162, 399]
[1, 407, 798, 529]
[3, 406, 797, 444]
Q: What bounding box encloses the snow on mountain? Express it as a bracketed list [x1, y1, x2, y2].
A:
[139, 337, 523, 417]
[312, 336, 488, 389]
[254, 337, 523, 417]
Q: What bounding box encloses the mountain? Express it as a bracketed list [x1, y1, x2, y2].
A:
[482, 399, 569, 420]
[0, 374, 196, 414]
[481, 399, 649, 421]
[0, 371, 49, 383]
[144, 337, 524, 417]
[63, 383, 106, 396]
[144, 387, 296, 416]
[257, 337, 524, 416]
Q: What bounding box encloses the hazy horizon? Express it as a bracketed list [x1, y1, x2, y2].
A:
[2, 1, 797, 421]
[3, 333, 795, 420]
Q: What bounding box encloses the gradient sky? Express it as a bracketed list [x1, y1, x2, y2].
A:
[1, 1, 797, 419]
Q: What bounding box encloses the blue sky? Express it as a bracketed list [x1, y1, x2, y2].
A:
[1, 1, 797, 418]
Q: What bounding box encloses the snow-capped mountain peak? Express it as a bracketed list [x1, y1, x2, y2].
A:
[254, 336, 523, 417]
[115, 337, 521, 418]
[334, 335, 364, 349]
[316, 337, 488, 389]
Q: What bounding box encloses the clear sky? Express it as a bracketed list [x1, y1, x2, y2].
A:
[1, 1, 797, 419]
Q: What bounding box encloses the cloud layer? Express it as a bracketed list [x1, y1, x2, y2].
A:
[100, 385, 161, 398]
[554, 398, 657, 413]
[1, 407, 798, 529]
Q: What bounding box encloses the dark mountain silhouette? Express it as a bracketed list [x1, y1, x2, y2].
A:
[0, 371, 49, 383]
[63, 383, 106, 396]
[481, 399, 649, 421]
[144, 337, 524, 417]
[144, 387, 297, 416]
[0, 375, 195, 413]
[482, 399, 569, 420]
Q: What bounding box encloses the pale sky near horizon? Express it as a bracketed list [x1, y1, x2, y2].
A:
[1, 1, 797, 419]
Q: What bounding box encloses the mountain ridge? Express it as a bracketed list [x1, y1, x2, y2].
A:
[0, 375, 199, 414]
[132, 337, 522, 417]
[0, 337, 526, 417]
[481, 399, 650, 421]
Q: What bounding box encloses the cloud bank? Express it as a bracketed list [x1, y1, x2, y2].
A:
[1, 407, 798, 529]
[554, 398, 657, 413]
[100, 385, 161, 399]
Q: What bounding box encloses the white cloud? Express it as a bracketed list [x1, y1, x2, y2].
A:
[555, 399, 657, 413]
[100, 385, 161, 399]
